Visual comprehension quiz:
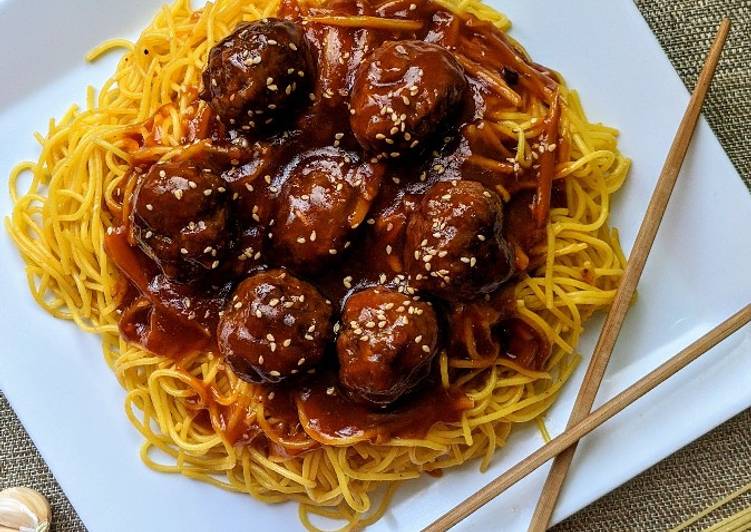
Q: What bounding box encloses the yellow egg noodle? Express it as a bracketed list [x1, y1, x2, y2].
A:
[6, 0, 629, 529]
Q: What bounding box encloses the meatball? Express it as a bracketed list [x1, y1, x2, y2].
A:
[130, 160, 229, 278]
[350, 40, 466, 156]
[273, 147, 382, 272]
[201, 19, 314, 127]
[337, 287, 439, 407]
[404, 180, 514, 301]
[217, 269, 332, 383]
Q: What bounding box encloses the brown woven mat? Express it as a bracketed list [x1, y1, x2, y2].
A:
[1, 1, 750, 531]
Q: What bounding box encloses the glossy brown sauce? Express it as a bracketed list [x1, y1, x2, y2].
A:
[105, 0, 563, 448]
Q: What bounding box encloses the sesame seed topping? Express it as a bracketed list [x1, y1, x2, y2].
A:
[421, 344, 431, 353]
[180, 248, 188, 255]
[146, 204, 154, 211]
[269, 370, 281, 377]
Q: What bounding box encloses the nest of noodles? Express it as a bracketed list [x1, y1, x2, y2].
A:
[6, 0, 629, 528]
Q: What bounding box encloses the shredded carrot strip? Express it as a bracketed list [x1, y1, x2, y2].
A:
[304, 15, 423, 30]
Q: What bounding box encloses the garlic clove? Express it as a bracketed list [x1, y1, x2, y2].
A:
[0, 487, 51, 532]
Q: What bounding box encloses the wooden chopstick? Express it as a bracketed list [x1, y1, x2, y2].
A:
[423, 303, 751, 532]
[525, 16, 732, 531]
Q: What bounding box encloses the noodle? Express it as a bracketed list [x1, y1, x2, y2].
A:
[5, 0, 629, 529]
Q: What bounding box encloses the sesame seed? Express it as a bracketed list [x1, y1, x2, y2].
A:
[329, 248, 338, 255]
[283, 339, 292, 347]
[234, 301, 243, 309]
[258, 355, 264, 365]
[478, 234, 487, 241]
[310, 230, 317, 242]
[203, 189, 212, 196]
[343, 276, 353, 288]
[144, 231, 153, 239]
[146, 204, 154, 211]
[269, 298, 280, 307]
[269, 370, 281, 377]
[289, 42, 297, 50]
[180, 248, 188, 255]
[211, 260, 220, 269]
[415, 335, 423, 343]
[297, 236, 306, 244]
[270, 342, 277, 352]
[421, 344, 431, 353]
[326, 387, 336, 396]
[304, 334, 314, 340]
[256, 310, 263, 318]
[267, 391, 275, 400]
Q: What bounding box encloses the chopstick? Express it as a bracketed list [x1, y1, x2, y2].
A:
[423, 303, 751, 532]
[525, 16, 732, 531]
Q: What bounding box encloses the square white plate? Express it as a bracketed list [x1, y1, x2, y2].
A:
[1, 1, 750, 530]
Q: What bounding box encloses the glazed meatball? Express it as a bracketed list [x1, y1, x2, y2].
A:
[201, 19, 314, 127]
[273, 147, 382, 272]
[350, 40, 466, 156]
[404, 180, 514, 301]
[337, 287, 439, 407]
[218, 269, 333, 383]
[130, 160, 229, 278]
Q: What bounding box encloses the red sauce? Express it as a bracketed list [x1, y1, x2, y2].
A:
[105, 0, 562, 448]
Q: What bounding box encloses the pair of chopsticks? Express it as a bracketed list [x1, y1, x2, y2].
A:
[425, 17, 738, 532]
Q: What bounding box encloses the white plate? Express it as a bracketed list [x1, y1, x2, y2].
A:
[1, 1, 749, 530]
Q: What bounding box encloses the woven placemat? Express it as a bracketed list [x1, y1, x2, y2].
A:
[1, 1, 749, 531]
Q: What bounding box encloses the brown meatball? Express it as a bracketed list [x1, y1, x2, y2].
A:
[218, 269, 332, 383]
[130, 160, 229, 278]
[201, 19, 314, 127]
[350, 40, 466, 157]
[273, 147, 382, 272]
[404, 180, 514, 301]
[337, 287, 439, 407]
